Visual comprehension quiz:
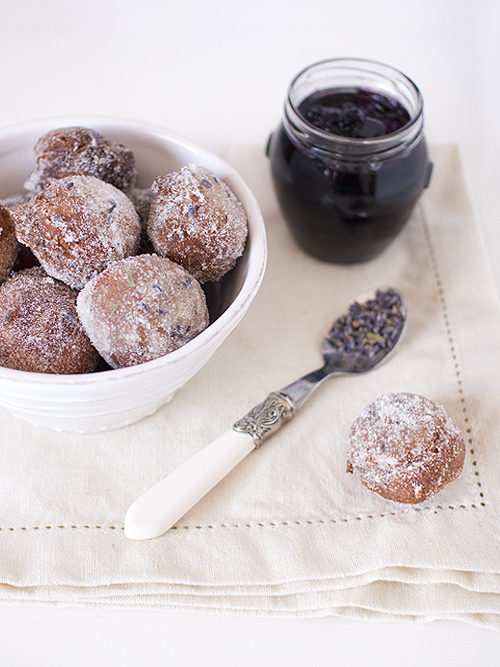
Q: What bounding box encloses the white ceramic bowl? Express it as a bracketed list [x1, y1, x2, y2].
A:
[0, 117, 266, 432]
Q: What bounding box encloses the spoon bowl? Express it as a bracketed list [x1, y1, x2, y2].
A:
[282, 287, 407, 408]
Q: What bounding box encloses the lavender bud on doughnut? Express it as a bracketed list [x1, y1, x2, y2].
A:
[347, 392, 466, 503]
[147, 164, 248, 283]
[76, 254, 209, 368]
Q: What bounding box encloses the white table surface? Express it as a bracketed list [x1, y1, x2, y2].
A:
[1, 0, 500, 664]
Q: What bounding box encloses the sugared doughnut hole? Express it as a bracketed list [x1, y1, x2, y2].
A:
[76, 254, 210, 368]
[0, 267, 99, 374]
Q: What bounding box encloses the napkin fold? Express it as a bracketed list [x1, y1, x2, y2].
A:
[1, 144, 500, 630]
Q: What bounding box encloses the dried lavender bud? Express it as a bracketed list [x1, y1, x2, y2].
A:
[63, 311, 78, 326]
[327, 288, 405, 358]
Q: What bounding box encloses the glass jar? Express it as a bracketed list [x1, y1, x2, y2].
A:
[266, 58, 433, 264]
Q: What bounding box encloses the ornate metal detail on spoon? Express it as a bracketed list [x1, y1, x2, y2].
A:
[233, 391, 295, 446]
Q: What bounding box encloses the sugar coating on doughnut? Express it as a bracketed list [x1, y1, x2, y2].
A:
[129, 187, 156, 226]
[0, 267, 99, 374]
[76, 254, 209, 368]
[13, 175, 141, 290]
[129, 187, 156, 254]
[147, 164, 248, 283]
[1, 197, 40, 272]
[346, 392, 466, 504]
[24, 126, 137, 193]
[0, 204, 18, 284]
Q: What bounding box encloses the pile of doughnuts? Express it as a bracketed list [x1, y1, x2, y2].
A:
[0, 126, 248, 373]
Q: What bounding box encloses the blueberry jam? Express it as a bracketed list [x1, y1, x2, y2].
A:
[267, 82, 432, 264]
[299, 88, 411, 138]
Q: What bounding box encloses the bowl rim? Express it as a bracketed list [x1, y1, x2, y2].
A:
[0, 115, 267, 386]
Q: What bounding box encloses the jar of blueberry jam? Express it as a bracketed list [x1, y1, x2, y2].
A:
[266, 58, 433, 264]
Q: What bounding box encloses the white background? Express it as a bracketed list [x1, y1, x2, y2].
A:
[1, 0, 500, 663]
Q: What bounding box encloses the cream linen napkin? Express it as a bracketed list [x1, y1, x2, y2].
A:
[1, 143, 500, 629]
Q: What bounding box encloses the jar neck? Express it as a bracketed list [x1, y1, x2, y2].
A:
[283, 58, 424, 164]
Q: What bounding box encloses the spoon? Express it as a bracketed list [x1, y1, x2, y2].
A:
[124, 287, 407, 540]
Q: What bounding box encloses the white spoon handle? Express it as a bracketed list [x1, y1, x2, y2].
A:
[124, 429, 255, 540]
[124, 391, 296, 540]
